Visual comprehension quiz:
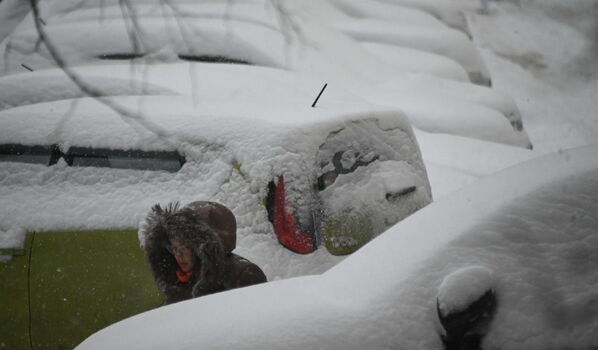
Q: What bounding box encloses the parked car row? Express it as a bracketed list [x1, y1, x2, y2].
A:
[1, 0, 531, 146]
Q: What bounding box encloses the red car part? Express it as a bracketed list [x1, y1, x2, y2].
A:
[270, 175, 315, 254]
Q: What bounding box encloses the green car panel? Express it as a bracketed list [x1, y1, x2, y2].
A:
[1, 229, 164, 349]
[323, 212, 375, 256]
[0, 234, 32, 350]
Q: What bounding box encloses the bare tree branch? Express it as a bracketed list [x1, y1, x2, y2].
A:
[24, 0, 303, 156]
[28, 0, 192, 151]
[118, 0, 144, 56]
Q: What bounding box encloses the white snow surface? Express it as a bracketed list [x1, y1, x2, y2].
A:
[437, 265, 495, 316]
[77, 142, 598, 350]
[331, 17, 489, 84]
[0, 0, 531, 148]
[465, 0, 598, 153]
[74, 0, 598, 347]
[360, 41, 470, 83]
[365, 0, 475, 35]
[1, 0, 598, 347]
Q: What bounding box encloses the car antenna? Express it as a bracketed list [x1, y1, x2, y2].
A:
[311, 83, 328, 108]
[21, 63, 34, 72]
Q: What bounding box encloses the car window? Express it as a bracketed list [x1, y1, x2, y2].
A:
[65, 147, 185, 172]
[0, 144, 60, 166]
[0, 144, 185, 172]
[95, 53, 251, 65]
[96, 53, 146, 60]
[178, 54, 251, 65]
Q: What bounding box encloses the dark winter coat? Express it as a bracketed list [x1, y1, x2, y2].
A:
[142, 201, 267, 304]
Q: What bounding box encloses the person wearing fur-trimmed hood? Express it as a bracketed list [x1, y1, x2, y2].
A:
[141, 201, 267, 304]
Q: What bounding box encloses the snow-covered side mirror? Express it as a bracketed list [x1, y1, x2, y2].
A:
[437, 266, 497, 350]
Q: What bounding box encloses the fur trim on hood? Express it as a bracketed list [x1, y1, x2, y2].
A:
[141, 202, 226, 302]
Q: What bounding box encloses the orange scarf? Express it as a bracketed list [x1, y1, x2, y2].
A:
[176, 268, 193, 283]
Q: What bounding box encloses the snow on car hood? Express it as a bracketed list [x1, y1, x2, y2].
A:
[76, 142, 598, 350]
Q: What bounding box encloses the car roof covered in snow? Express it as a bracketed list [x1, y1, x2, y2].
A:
[0, 0, 531, 149]
[1, 0, 486, 86]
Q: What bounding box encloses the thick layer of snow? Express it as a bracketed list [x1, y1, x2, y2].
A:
[296, 0, 487, 83]
[360, 42, 470, 83]
[360, 84, 531, 148]
[0, 72, 176, 111]
[76, 143, 598, 350]
[331, 18, 489, 84]
[415, 129, 538, 198]
[374, 0, 474, 35]
[0, 0, 530, 148]
[327, 0, 448, 30]
[465, 0, 598, 154]
[5, 17, 285, 69]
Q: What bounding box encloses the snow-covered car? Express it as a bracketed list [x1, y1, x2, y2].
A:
[0, 0, 532, 148]
[0, 62, 432, 349]
[76, 143, 598, 350]
[298, 0, 491, 85]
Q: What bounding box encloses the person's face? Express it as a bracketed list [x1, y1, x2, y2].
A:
[169, 239, 194, 273]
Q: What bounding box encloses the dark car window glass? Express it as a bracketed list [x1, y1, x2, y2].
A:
[66, 147, 184, 172]
[71, 155, 111, 168]
[0, 144, 59, 165]
[178, 54, 251, 65]
[0, 154, 49, 164]
[96, 53, 251, 65]
[0, 144, 184, 172]
[96, 53, 146, 60]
